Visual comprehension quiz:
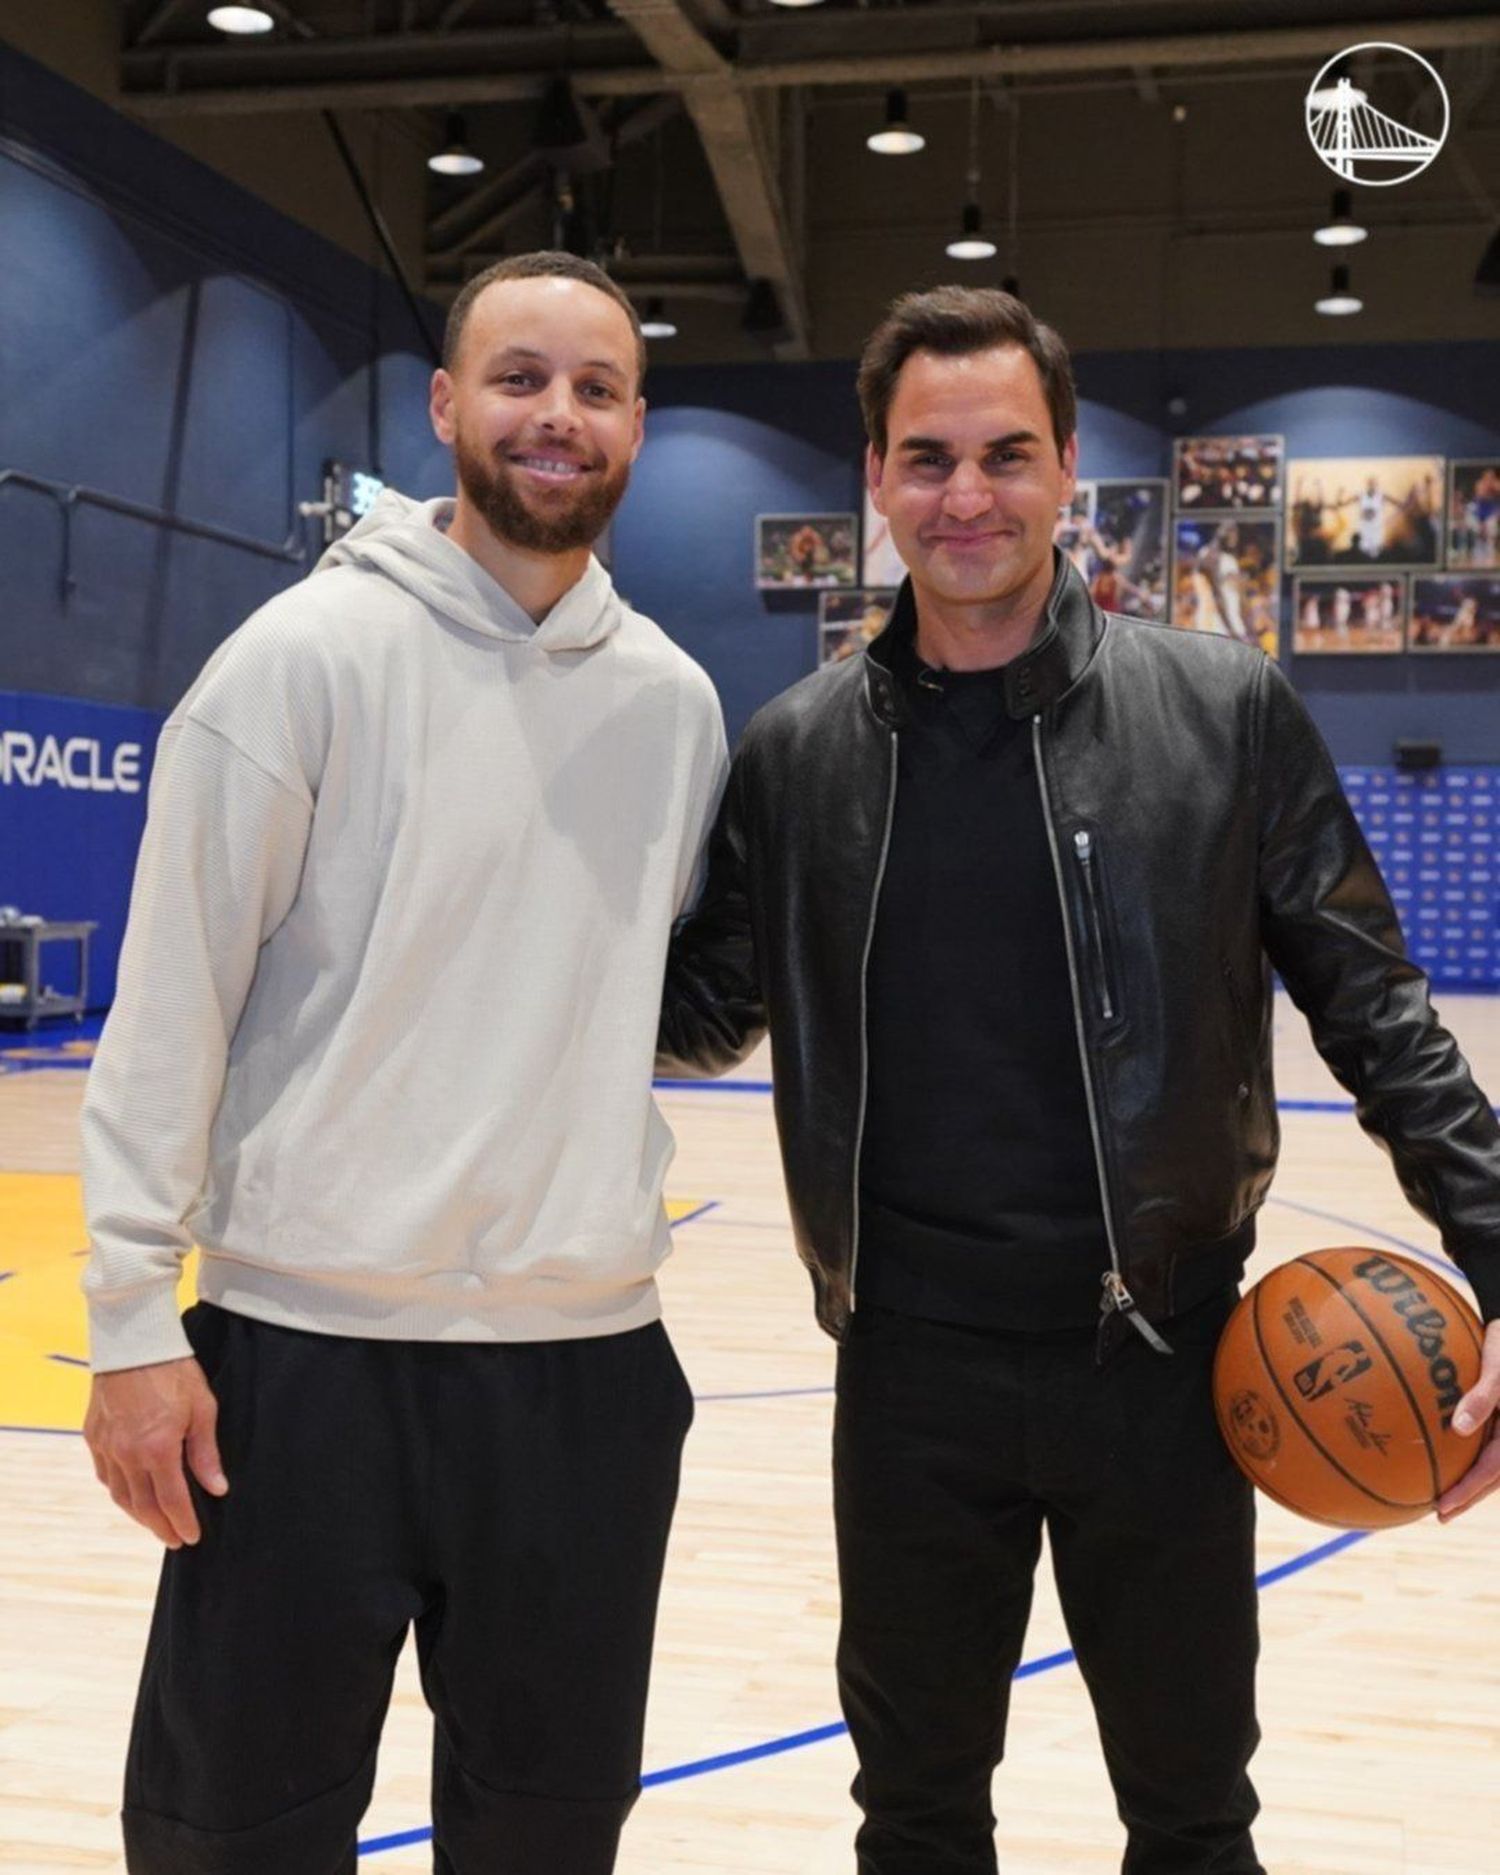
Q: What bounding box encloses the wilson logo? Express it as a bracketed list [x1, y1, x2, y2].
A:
[1352, 1255, 1464, 1427]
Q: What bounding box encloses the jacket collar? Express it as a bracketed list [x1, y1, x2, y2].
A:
[863, 549, 1103, 728]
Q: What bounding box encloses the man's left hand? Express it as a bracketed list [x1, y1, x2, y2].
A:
[1437, 1319, 1500, 1522]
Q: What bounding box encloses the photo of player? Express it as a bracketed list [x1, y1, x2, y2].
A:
[819, 588, 898, 665]
[1171, 516, 1281, 657]
[1408, 575, 1500, 652]
[1291, 575, 1406, 654]
[1448, 461, 1500, 570]
[1173, 436, 1283, 512]
[756, 512, 858, 590]
[1090, 479, 1169, 622]
[1285, 456, 1444, 571]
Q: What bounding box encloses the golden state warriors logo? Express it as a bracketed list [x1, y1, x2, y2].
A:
[1305, 45, 1449, 189]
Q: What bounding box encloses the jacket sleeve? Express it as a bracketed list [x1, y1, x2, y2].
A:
[656, 744, 768, 1078]
[1255, 656, 1500, 1320]
[80, 718, 315, 1372]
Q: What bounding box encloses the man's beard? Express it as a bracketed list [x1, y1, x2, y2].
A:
[455, 432, 631, 554]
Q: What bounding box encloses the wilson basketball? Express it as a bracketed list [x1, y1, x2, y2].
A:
[1213, 1248, 1484, 1529]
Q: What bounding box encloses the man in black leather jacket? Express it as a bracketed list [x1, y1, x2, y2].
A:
[659, 286, 1500, 1874]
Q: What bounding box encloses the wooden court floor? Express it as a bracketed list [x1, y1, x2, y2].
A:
[1, 995, 1497, 1874]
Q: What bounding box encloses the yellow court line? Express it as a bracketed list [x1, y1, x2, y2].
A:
[0, 1177, 709, 1433]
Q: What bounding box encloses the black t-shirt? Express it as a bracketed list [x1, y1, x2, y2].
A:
[856, 632, 1110, 1331]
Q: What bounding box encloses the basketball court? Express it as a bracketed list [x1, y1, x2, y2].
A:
[3, 996, 1496, 1875]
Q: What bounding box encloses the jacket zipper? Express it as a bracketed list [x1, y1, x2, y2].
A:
[848, 729, 899, 1313]
[1033, 716, 1171, 1356]
[1072, 828, 1115, 1023]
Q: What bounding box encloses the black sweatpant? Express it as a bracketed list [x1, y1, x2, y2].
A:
[834, 1292, 1264, 1875]
[123, 1303, 694, 1875]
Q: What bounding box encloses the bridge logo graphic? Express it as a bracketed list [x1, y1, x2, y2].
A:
[1305, 43, 1449, 188]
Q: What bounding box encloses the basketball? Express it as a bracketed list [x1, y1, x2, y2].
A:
[1213, 1248, 1484, 1529]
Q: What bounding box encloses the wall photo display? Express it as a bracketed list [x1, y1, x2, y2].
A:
[1291, 575, 1406, 655]
[1285, 456, 1444, 572]
[819, 589, 897, 665]
[1171, 516, 1281, 657]
[1173, 436, 1283, 513]
[756, 513, 858, 590]
[1409, 575, 1500, 653]
[1447, 461, 1500, 571]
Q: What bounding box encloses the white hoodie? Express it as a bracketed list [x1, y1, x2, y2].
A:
[81, 493, 727, 1372]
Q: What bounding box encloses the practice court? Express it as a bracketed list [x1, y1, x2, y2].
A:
[1, 995, 1496, 1875]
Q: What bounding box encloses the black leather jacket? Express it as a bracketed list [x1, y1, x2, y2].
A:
[659, 553, 1500, 1340]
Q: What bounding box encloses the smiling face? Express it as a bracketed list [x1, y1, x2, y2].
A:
[430, 274, 645, 555]
[867, 344, 1076, 612]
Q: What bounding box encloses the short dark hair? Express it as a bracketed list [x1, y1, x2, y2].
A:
[442, 250, 647, 389]
[857, 285, 1076, 460]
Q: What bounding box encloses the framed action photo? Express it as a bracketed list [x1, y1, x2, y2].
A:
[1173, 436, 1283, 513]
[818, 588, 897, 665]
[1285, 456, 1444, 571]
[1085, 479, 1169, 623]
[756, 512, 858, 590]
[1447, 461, 1500, 571]
[1291, 575, 1406, 654]
[1408, 575, 1500, 652]
[1171, 516, 1281, 657]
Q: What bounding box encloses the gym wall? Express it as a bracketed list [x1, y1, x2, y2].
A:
[1, 45, 1496, 1001]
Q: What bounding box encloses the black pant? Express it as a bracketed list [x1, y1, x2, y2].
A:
[834, 1293, 1263, 1875]
[123, 1304, 694, 1875]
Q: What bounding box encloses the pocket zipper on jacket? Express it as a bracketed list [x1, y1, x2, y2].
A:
[1072, 828, 1116, 1023]
[1034, 718, 1171, 1357]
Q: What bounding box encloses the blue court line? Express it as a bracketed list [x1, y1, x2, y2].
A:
[657, 1083, 1500, 1121]
[655, 1077, 774, 1094]
[1265, 1195, 1473, 1291]
[694, 1384, 834, 1402]
[355, 1527, 1377, 1858]
[669, 1200, 720, 1229]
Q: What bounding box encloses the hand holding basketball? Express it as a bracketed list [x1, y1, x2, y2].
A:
[1437, 1319, 1500, 1522]
[1213, 1248, 1486, 1530]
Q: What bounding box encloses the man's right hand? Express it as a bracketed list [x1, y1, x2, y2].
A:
[84, 1356, 228, 1549]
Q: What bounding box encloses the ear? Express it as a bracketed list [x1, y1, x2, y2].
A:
[1059, 433, 1079, 510]
[629, 395, 646, 465]
[430, 369, 456, 447]
[865, 441, 888, 517]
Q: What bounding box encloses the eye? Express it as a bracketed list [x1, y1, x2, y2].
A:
[498, 371, 538, 390]
[582, 382, 617, 401]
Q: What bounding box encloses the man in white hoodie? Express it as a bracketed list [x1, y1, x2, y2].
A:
[80, 251, 726, 1875]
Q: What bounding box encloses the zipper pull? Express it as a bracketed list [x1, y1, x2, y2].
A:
[1099, 1271, 1174, 1355]
[1074, 829, 1093, 862]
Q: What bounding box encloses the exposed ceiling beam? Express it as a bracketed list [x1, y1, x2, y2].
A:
[603, 0, 811, 358]
[120, 14, 1500, 114]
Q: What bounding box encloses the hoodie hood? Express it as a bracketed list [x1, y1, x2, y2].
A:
[314, 489, 623, 654]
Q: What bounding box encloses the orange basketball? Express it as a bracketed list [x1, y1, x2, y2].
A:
[1212, 1247, 1484, 1529]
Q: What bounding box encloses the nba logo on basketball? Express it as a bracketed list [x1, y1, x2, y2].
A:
[1292, 1342, 1374, 1402]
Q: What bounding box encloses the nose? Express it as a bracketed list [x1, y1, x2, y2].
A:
[533, 378, 583, 435]
[941, 462, 995, 523]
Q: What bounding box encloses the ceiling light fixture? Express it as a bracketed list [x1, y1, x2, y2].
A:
[947, 202, 997, 262]
[429, 113, 484, 177]
[946, 80, 996, 261]
[207, 4, 274, 30]
[867, 90, 925, 156]
[639, 298, 678, 340]
[1314, 188, 1367, 247]
[1315, 263, 1363, 316]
